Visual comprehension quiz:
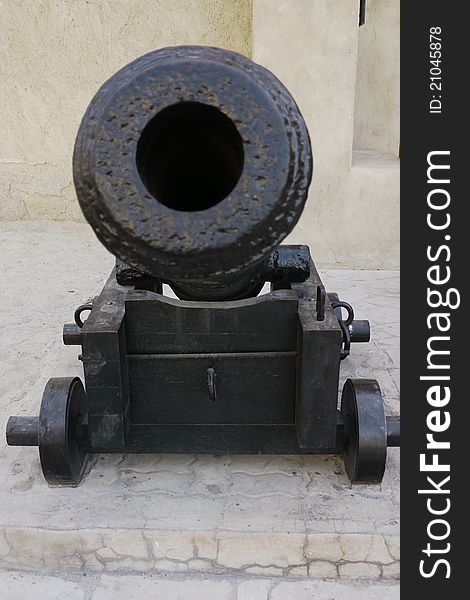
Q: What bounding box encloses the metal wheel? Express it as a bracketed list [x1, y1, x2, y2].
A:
[341, 378, 387, 484]
[38, 377, 88, 486]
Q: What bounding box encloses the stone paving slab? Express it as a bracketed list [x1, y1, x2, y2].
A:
[0, 569, 400, 600]
[0, 222, 400, 580]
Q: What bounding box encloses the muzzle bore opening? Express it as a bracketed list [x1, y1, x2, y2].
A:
[136, 102, 244, 212]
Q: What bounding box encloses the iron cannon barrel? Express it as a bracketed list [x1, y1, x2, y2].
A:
[73, 46, 312, 300]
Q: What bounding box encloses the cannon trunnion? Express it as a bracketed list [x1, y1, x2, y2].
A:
[6, 46, 400, 486]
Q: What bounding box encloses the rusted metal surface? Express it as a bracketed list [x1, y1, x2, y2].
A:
[73, 46, 312, 300]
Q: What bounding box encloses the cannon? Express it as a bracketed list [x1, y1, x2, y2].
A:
[6, 46, 400, 486]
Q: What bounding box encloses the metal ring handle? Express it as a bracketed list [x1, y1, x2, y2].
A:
[74, 304, 93, 328]
[339, 320, 351, 360]
[331, 301, 355, 327]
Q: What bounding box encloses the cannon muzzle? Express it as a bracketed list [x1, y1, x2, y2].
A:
[73, 46, 312, 300]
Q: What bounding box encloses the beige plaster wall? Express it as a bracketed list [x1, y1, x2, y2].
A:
[0, 0, 252, 220]
[354, 0, 400, 155]
[253, 0, 399, 269]
[0, 0, 399, 269]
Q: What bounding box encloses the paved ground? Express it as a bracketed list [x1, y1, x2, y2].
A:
[1, 570, 399, 600]
[0, 222, 399, 597]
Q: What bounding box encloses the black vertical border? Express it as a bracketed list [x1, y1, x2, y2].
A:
[401, 3, 466, 595]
